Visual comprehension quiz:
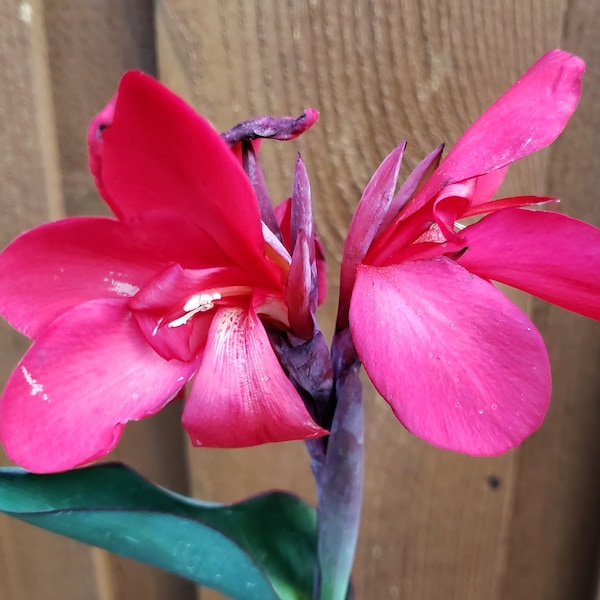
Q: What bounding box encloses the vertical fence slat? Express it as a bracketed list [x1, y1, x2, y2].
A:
[1, 2, 196, 599]
[42, 2, 195, 599]
[500, 0, 600, 597]
[0, 2, 97, 599]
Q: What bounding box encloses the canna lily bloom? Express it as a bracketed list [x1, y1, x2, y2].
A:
[339, 50, 600, 455]
[0, 72, 326, 473]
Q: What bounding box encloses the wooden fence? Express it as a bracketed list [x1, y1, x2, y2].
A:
[1, 1, 599, 598]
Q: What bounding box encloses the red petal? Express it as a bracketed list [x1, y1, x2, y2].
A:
[376, 143, 444, 236]
[459, 208, 600, 320]
[182, 305, 327, 447]
[130, 262, 269, 361]
[465, 195, 557, 217]
[95, 71, 271, 277]
[404, 50, 584, 220]
[0, 217, 165, 338]
[287, 156, 317, 337]
[0, 300, 197, 473]
[339, 144, 405, 329]
[349, 259, 551, 455]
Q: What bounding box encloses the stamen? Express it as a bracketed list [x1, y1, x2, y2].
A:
[168, 293, 222, 328]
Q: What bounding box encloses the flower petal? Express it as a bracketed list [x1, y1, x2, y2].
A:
[0, 300, 197, 473]
[349, 259, 551, 455]
[287, 155, 318, 337]
[376, 143, 444, 236]
[221, 109, 319, 144]
[94, 71, 270, 276]
[404, 50, 585, 220]
[0, 217, 166, 338]
[130, 262, 270, 361]
[339, 144, 405, 329]
[182, 305, 327, 447]
[459, 208, 600, 320]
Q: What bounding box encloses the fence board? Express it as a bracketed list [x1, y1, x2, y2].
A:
[0, 2, 97, 600]
[1, 0, 599, 598]
[500, 0, 600, 596]
[1, 2, 195, 599]
[156, 1, 599, 599]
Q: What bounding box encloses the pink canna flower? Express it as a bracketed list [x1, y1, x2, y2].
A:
[339, 50, 600, 456]
[0, 71, 327, 473]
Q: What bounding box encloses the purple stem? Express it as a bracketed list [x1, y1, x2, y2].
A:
[311, 330, 364, 600]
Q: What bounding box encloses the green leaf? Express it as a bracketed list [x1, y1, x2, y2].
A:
[0, 463, 317, 600]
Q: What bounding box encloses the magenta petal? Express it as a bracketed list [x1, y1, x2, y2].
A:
[440, 50, 583, 180]
[339, 144, 405, 329]
[0, 299, 197, 473]
[459, 208, 600, 320]
[405, 50, 584, 219]
[466, 195, 556, 217]
[287, 156, 317, 337]
[377, 143, 444, 235]
[469, 167, 508, 206]
[349, 259, 551, 455]
[183, 305, 327, 447]
[97, 71, 268, 275]
[0, 217, 166, 338]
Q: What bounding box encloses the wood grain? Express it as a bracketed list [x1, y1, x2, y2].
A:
[1, 0, 599, 598]
[1, 2, 194, 599]
[0, 2, 97, 600]
[156, 1, 599, 599]
[500, 0, 600, 597]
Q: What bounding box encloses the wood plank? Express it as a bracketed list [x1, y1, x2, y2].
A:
[500, 0, 600, 597]
[0, 2, 98, 599]
[156, 1, 600, 599]
[0, 2, 194, 599]
[41, 2, 195, 599]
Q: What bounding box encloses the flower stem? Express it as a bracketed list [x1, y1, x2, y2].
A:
[311, 331, 364, 600]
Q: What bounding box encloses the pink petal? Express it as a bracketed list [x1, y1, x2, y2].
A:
[94, 71, 271, 277]
[130, 262, 269, 361]
[349, 259, 551, 455]
[465, 195, 557, 217]
[182, 305, 327, 447]
[275, 197, 327, 306]
[0, 217, 166, 338]
[376, 144, 444, 236]
[0, 299, 197, 473]
[339, 144, 405, 329]
[287, 229, 315, 339]
[404, 50, 585, 220]
[287, 156, 317, 337]
[469, 167, 508, 205]
[459, 208, 600, 320]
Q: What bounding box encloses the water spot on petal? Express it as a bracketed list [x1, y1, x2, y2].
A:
[20, 366, 49, 402]
[109, 280, 140, 297]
